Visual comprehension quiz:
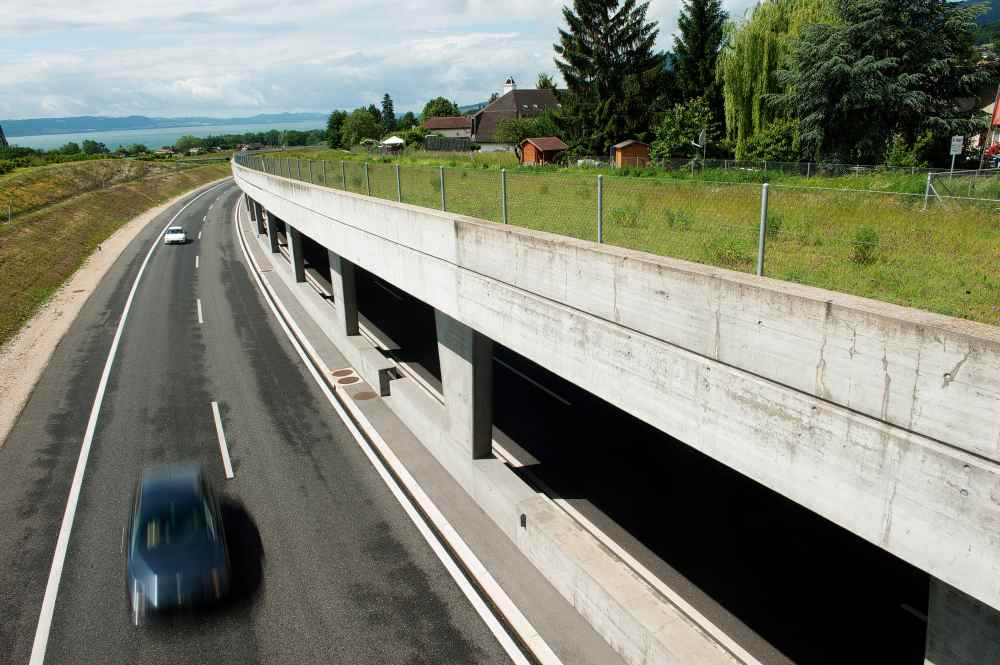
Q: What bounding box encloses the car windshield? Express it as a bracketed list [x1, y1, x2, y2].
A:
[168, 227, 184, 234]
[132, 493, 217, 553]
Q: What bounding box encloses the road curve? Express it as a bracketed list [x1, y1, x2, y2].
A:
[0, 180, 512, 665]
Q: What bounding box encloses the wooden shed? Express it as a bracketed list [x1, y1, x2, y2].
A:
[520, 137, 568, 165]
[613, 139, 651, 167]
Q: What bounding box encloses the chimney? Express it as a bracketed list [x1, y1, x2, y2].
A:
[503, 77, 516, 95]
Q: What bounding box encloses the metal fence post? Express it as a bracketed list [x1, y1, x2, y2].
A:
[597, 175, 604, 243]
[297, 159, 302, 180]
[500, 169, 508, 224]
[922, 172, 933, 211]
[395, 165, 402, 202]
[341, 161, 347, 190]
[308, 160, 313, 183]
[756, 183, 769, 276]
[439, 166, 446, 211]
[365, 162, 371, 196]
[323, 160, 327, 185]
[806, 162, 811, 178]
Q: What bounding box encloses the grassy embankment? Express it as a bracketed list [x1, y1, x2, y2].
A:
[251, 151, 1000, 326]
[0, 159, 231, 347]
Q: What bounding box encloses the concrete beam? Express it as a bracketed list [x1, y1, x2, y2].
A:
[328, 250, 359, 337]
[926, 579, 1000, 664]
[435, 311, 493, 459]
[263, 209, 279, 254]
[233, 164, 1000, 612]
[287, 225, 305, 283]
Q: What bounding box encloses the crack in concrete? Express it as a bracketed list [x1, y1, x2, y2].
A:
[942, 346, 974, 389]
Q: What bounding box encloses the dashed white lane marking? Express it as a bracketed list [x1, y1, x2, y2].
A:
[28, 181, 227, 665]
[198, 231, 202, 240]
[195, 255, 200, 270]
[203, 215, 207, 222]
[197, 298, 204, 324]
[211, 401, 235, 479]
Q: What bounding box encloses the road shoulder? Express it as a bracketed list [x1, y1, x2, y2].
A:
[0, 177, 230, 447]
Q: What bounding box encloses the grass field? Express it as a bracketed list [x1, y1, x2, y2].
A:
[271, 146, 948, 194]
[247, 153, 1000, 327]
[0, 159, 207, 221]
[0, 162, 230, 348]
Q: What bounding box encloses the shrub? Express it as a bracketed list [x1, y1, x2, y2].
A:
[766, 212, 783, 237]
[850, 226, 879, 265]
[609, 206, 641, 227]
[665, 208, 694, 229]
[704, 236, 754, 270]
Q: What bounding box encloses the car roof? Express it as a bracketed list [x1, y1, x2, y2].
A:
[138, 464, 205, 502]
[167, 226, 184, 231]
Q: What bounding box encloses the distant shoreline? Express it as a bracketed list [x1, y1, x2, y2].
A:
[1, 113, 327, 138]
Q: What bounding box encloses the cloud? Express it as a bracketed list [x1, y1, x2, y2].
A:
[0, 0, 756, 119]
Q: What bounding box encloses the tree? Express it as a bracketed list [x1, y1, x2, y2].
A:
[673, 0, 726, 114]
[60, 142, 81, 155]
[422, 96, 460, 121]
[341, 108, 382, 147]
[650, 97, 718, 159]
[175, 135, 201, 152]
[489, 92, 500, 103]
[554, 0, 667, 155]
[774, 0, 987, 162]
[81, 139, 109, 155]
[397, 111, 418, 130]
[536, 73, 557, 91]
[326, 110, 348, 148]
[381, 94, 396, 132]
[495, 111, 562, 157]
[366, 104, 382, 126]
[716, 0, 831, 159]
[742, 117, 801, 161]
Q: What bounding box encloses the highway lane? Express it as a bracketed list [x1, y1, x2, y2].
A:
[0, 180, 512, 664]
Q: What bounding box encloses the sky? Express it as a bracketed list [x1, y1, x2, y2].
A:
[0, 0, 757, 120]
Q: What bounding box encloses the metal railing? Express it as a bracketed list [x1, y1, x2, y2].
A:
[232, 152, 1000, 326]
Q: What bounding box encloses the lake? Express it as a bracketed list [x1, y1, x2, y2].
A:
[6, 120, 325, 151]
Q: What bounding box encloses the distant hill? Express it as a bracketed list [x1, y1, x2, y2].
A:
[962, 0, 997, 24]
[0, 112, 328, 137]
[458, 101, 488, 115]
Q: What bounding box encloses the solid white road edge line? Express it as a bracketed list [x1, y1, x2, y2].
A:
[232, 199, 556, 665]
[197, 299, 204, 324]
[28, 180, 227, 665]
[211, 401, 235, 479]
[196, 255, 200, 270]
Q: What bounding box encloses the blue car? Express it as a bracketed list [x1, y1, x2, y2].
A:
[125, 464, 231, 624]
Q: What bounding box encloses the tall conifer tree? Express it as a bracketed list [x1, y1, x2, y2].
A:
[673, 0, 726, 114]
[554, 0, 666, 154]
[381, 94, 396, 132]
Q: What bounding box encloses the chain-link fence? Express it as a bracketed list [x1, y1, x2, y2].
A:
[234, 153, 1000, 325]
[925, 168, 1000, 205]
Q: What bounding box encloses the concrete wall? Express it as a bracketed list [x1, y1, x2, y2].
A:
[232, 163, 1000, 614]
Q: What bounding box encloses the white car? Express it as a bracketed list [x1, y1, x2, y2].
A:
[163, 226, 188, 245]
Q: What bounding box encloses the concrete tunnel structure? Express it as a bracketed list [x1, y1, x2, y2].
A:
[231, 155, 1000, 665]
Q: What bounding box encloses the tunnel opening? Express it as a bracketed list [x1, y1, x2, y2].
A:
[491, 343, 929, 665]
[354, 266, 441, 388]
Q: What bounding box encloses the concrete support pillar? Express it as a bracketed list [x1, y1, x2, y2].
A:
[925, 579, 1000, 664]
[287, 226, 305, 283]
[434, 311, 493, 459]
[328, 250, 359, 336]
[263, 210, 280, 254]
[253, 201, 265, 236]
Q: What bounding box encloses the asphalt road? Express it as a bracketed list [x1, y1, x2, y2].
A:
[0, 180, 512, 665]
